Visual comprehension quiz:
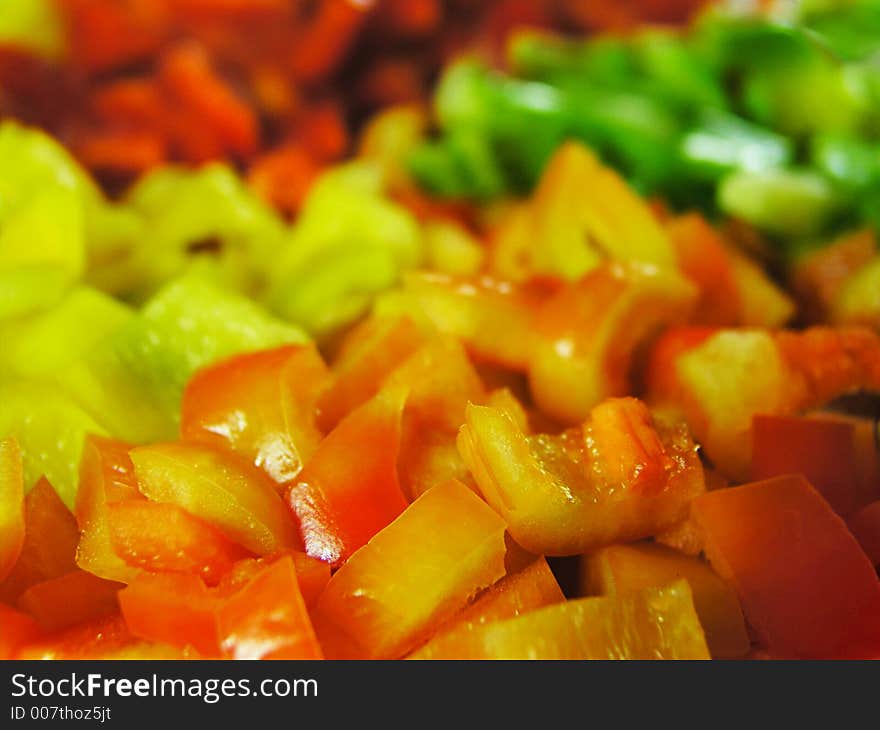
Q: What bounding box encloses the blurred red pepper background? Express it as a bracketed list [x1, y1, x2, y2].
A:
[0, 0, 709, 209]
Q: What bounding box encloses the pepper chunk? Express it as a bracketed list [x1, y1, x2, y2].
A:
[218, 556, 323, 660]
[75, 435, 143, 584]
[583, 543, 750, 659]
[317, 315, 427, 431]
[106, 501, 250, 586]
[119, 572, 221, 657]
[181, 345, 330, 487]
[408, 580, 710, 660]
[458, 398, 704, 555]
[751, 413, 879, 515]
[691, 474, 880, 658]
[0, 603, 42, 659]
[17, 570, 123, 633]
[0, 477, 79, 602]
[130, 441, 299, 556]
[410, 558, 564, 659]
[0, 438, 25, 583]
[528, 262, 695, 424]
[313, 479, 507, 659]
[848, 501, 880, 567]
[286, 387, 409, 566]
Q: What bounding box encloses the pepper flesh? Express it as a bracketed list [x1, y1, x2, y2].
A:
[458, 398, 704, 555]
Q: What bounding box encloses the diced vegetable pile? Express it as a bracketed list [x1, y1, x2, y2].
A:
[0, 0, 879, 660]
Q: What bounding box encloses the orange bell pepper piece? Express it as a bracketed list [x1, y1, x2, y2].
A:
[0, 603, 42, 659]
[583, 543, 750, 659]
[181, 344, 330, 487]
[318, 316, 427, 431]
[0, 477, 79, 603]
[0, 438, 25, 583]
[848, 501, 880, 567]
[386, 337, 486, 499]
[287, 387, 409, 566]
[666, 213, 741, 326]
[75, 435, 143, 583]
[528, 262, 695, 424]
[17, 570, 123, 633]
[459, 397, 705, 555]
[691, 474, 880, 658]
[313, 479, 507, 659]
[752, 413, 879, 515]
[130, 441, 299, 555]
[647, 326, 880, 480]
[396, 273, 556, 370]
[411, 580, 710, 660]
[119, 572, 222, 657]
[107, 501, 251, 585]
[410, 558, 564, 659]
[218, 556, 322, 659]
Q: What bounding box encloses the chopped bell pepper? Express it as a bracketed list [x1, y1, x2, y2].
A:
[317, 316, 428, 431]
[752, 413, 879, 515]
[0, 380, 107, 509]
[61, 273, 308, 444]
[383, 272, 555, 370]
[286, 387, 409, 566]
[691, 474, 880, 658]
[0, 477, 78, 602]
[181, 344, 330, 487]
[130, 441, 299, 556]
[313, 479, 507, 659]
[848, 501, 880, 568]
[218, 556, 323, 660]
[583, 542, 750, 659]
[0, 603, 42, 659]
[385, 337, 486, 499]
[106, 501, 250, 586]
[13, 612, 189, 660]
[0, 286, 133, 380]
[409, 580, 710, 660]
[118, 572, 221, 657]
[409, 557, 564, 659]
[0, 438, 25, 583]
[266, 161, 423, 337]
[216, 552, 330, 610]
[527, 262, 695, 424]
[75, 435, 142, 584]
[459, 398, 704, 555]
[17, 570, 123, 633]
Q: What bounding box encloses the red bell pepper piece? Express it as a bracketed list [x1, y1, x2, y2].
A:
[692, 474, 880, 658]
[0, 438, 25, 583]
[17, 570, 123, 633]
[181, 345, 330, 487]
[217, 552, 330, 608]
[218, 556, 323, 659]
[0, 603, 42, 659]
[849, 501, 880, 567]
[287, 386, 409, 566]
[0, 477, 79, 603]
[106, 501, 251, 585]
[752, 414, 879, 515]
[119, 572, 222, 657]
